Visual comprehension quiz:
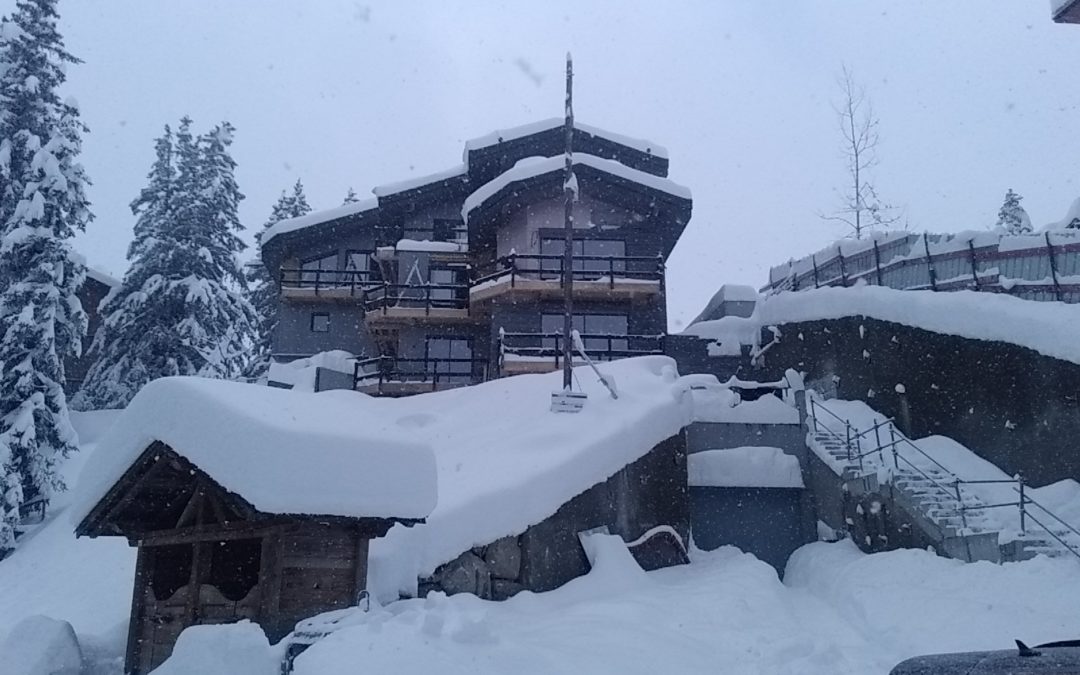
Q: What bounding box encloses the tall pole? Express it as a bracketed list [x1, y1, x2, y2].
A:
[561, 53, 575, 391]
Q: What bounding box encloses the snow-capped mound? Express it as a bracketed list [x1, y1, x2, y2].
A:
[71, 376, 439, 523]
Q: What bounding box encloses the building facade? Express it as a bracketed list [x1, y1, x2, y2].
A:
[260, 120, 692, 395]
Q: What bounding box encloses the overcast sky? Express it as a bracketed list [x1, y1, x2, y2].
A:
[54, 0, 1080, 328]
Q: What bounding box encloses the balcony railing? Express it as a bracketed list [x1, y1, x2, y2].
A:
[353, 356, 487, 395]
[279, 268, 379, 297]
[362, 283, 471, 315]
[497, 331, 665, 373]
[473, 253, 665, 289]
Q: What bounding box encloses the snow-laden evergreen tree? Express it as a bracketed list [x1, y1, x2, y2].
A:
[342, 186, 358, 204]
[0, 0, 91, 551]
[74, 118, 256, 410]
[243, 179, 310, 379]
[996, 189, 1032, 235]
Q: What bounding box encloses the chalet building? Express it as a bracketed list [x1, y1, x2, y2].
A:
[66, 265, 119, 395]
[1054, 0, 1080, 23]
[260, 119, 692, 395]
[73, 377, 437, 674]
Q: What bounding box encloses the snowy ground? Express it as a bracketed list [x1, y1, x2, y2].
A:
[1, 406, 1078, 674]
[289, 539, 1080, 675]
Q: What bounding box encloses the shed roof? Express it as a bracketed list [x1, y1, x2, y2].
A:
[71, 377, 438, 528]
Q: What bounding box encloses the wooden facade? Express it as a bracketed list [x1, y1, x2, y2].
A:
[77, 443, 405, 674]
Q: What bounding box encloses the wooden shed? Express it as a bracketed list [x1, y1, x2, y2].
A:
[76, 443, 416, 674]
[71, 376, 437, 675]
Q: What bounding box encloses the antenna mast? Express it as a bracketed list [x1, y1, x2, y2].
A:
[561, 52, 575, 392]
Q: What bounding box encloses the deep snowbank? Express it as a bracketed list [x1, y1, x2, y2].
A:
[289, 540, 1080, 675]
[687, 285, 1080, 365]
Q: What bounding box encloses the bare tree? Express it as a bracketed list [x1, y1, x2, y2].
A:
[820, 66, 902, 239]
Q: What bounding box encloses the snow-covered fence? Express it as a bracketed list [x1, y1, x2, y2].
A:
[765, 230, 1080, 303]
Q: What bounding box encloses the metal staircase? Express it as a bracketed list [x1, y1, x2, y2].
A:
[806, 396, 1080, 563]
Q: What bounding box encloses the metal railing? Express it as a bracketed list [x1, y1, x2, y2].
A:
[473, 253, 665, 290]
[279, 268, 379, 296]
[497, 330, 664, 373]
[362, 283, 471, 314]
[352, 356, 487, 395]
[807, 396, 1080, 560]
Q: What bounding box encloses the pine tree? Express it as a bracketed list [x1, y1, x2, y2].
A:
[0, 0, 91, 551]
[342, 187, 359, 204]
[74, 118, 256, 410]
[996, 189, 1032, 235]
[244, 179, 310, 379]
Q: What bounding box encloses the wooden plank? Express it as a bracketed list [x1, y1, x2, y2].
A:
[124, 546, 149, 675]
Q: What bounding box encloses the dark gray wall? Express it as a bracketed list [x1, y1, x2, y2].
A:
[690, 487, 807, 574]
[664, 334, 754, 383]
[757, 316, 1080, 486]
[273, 302, 371, 359]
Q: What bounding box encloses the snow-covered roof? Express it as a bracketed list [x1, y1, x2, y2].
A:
[396, 239, 466, 253]
[85, 265, 120, 288]
[462, 154, 691, 223]
[367, 356, 695, 600]
[261, 198, 379, 246]
[372, 163, 468, 198]
[708, 285, 1080, 366]
[1048, 197, 1080, 229]
[71, 377, 438, 523]
[463, 118, 669, 160]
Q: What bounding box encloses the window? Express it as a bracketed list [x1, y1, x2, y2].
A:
[346, 250, 380, 283]
[433, 218, 467, 244]
[310, 313, 330, 332]
[429, 265, 467, 306]
[426, 336, 474, 382]
[300, 252, 337, 286]
[541, 313, 628, 357]
[540, 238, 626, 277]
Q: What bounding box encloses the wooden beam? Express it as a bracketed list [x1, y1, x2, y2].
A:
[85, 448, 169, 535]
[138, 520, 280, 548]
[175, 485, 205, 530]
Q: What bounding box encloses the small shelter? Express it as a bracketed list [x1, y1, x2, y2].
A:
[73, 377, 437, 675]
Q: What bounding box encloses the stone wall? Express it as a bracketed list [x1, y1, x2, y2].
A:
[757, 316, 1080, 486]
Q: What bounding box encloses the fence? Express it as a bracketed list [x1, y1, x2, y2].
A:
[765, 230, 1080, 303]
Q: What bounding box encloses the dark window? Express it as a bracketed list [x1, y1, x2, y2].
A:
[148, 544, 193, 601]
[207, 538, 262, 601]
[541, 313, 628, 357]
[346, 250, 380, 283]
[429, 265, 467, 306]
[426, 336, 474, 382]
[433, 218, 467, 244]
[311, 313, 330, 332]
[540, 238, 626, 276]
[300, 253, 337, 286]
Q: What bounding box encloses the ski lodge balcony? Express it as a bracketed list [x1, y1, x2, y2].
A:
[496, 331, 665, 376]
[352, 355, 488, 396]
[362, 283, 478, 325]
[278, 268, 377, 301]
[469, 253, 665, 305]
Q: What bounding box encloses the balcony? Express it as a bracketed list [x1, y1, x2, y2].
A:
[353, 356, 488, 396]
[362, 283, 478, 324]
[470, 254, 665, 305]
[497, 331, 665, 376]
[279, 268, 377, 301]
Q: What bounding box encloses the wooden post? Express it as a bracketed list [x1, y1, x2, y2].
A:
[812, 254, 820, 288]
[1045, 232, 1063, 302]
[873, 240, 884, 286]
[922, 233, 938, 291]
[967, 239, 980, 289]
